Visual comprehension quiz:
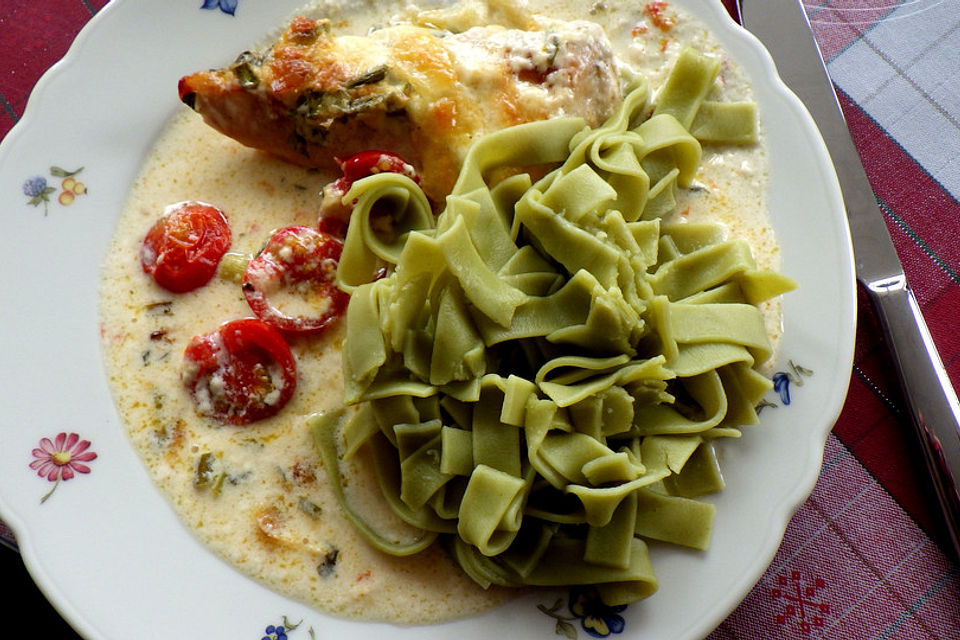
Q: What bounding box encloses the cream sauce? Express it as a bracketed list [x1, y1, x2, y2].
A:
[99, 0, 780, 625]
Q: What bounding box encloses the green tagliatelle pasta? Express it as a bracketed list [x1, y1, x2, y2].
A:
[308, 46, 796, 606]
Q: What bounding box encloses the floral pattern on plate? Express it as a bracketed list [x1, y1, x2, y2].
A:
[540, 587, 628, 638]
[30, 432, 98, 504]
[772, 360, 813, 405]
[260, 616, 314, 640]
[22, 166, 87, 215]
[201, 0, 239, 16]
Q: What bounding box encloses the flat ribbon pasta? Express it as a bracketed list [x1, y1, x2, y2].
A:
[312, 46, 795, 606]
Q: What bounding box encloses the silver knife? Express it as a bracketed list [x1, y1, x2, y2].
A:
[737, 0, 960, 560]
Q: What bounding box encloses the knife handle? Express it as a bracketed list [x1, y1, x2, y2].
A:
[868, 276, 960, 560]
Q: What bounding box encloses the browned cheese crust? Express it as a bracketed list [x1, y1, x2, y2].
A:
[178, 14, 622, 201]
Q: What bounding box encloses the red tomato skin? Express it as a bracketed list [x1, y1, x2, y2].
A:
[317, 151, 420, 229]
[182, 318, 297, 426]
[241, 226, 349, 334]
[338, 150, 419, 185]
[140, 201, 232, 293]
[316, 215, 349, 240]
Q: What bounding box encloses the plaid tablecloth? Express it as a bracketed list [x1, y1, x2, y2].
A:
[1, 0, 957, 637]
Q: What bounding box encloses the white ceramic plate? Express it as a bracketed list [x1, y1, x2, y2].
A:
[0, 0, 855, 638]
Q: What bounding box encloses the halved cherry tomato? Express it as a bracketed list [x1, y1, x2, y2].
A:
[241, 226, 349, 334]
[181, 318, 297, 425]
[338, 150, 419, 186]
[317, 151, 420, 228]
[140, 201, 232, 293]
[316, 215, 349, 240]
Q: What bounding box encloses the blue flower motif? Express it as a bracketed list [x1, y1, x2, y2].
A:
[773, 371, 792, 405]
[569, 586, 627, 638]
[23, 174, 56, 214]
[261, 625, 287, 640]
[23, 175, 47, 197]
[200, 0, 238, 16]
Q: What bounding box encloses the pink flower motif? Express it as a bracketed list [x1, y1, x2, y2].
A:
[30, 433, 98, 503]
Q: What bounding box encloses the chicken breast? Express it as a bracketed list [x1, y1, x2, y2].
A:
[178, 14, 623, 201]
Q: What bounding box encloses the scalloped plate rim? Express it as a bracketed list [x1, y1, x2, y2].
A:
[0, 1, 856, 638]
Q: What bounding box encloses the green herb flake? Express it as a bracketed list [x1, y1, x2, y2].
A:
[317, 547, 339, 578]
[298, 498, 323, 519]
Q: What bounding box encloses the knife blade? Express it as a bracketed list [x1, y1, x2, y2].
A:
[737, 0, 960, 561]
